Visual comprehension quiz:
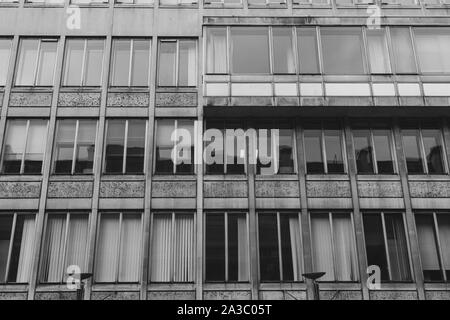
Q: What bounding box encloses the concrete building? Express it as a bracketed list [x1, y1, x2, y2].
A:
[0, 0, 450, 301]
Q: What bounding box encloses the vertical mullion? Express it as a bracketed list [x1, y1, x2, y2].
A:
[370, 129, 379, 174]
[175, 41, 180, 86]
[71, 120, 79, 175]
[60, 213, 71, 283]
[148, 212, 154, 282]
[123, 120, 128, 174]
[116, 213, 123, 283]
[128, 40, 133, 87]
[432, 212, 447, 282]
[33, 40, 41, 86]
[20, 120, 30, 174]
[224, 123, 228, 174]
[268, 27, 274, 75]
[276, 212, 283, 281]
[329, 212, 337, 281]
[173, 120, 178, 174]
[171, 212, 176, 282]
[224, 212, 229, 281]
[4, 213, 17, 283]
[381, 212, 393, 281]
[321, 126, 328, 174]
[349, 212, 359, 281]
[81, 40, 87, 86]
[390, 128, 399, 174]
[292, 27, 299, 75]
[102, 120, 109, 174]
[418, 128, 428, 174]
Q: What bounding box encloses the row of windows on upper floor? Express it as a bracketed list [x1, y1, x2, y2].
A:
[0, 118, 448, 176]
[1, 27, 450, 89]
[1, 210, 449, 285]
[0, 0, 449, 7]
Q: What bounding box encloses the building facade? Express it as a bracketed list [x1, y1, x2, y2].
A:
[0, 0, 450, 301]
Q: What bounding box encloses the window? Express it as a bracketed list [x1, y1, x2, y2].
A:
[353, 124, 396, 174]
[303, 122, 346, 174]
[0, 39, 12, 86]
[401, 125, 447, 174]
[15, 39, 57, 86]
[94, 212, 142, 283]
[414, 28, 450, 74]
[150, 212, 195, 282]
[258, 212, 302, 282]
[231, 27, 270, 74]
[1, 119, 48, 174]
[158, 39, 196, 87]
[415, 212, 450, 282]
[63, 38, 104, 86]
[40, 213, 89, 283]
[310, 212, 359, 281]
[0, 213, 36, 283]
[363, 212, 411, 281]
[160, 0, 197, 4]
[272, 28, 295, 74]
[297, 27, 320, 74]
[104, 119, 146, 174]
[154, 119, 195, 174]
[205, 212, 249, 282]
[366, 29, 391, 74]
[206, 28, 227, 74]
[53, 120, 97, 175]
[390, 28, 417, 74]
[110, 39, 151, 87]
[321, 28, 365, 74]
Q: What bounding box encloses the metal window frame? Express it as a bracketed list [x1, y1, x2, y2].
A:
[365, 28, 393, 75]
[419, 126, 449, 175]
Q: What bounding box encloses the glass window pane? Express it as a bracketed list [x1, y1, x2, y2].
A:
[353, 130, 374, 174]
[2, 120, 27, 174]
[63, 39, 84, 86]
[36, 41, 57, 86]
[131, 40, 150, 86]
[367, 29, 391, 74]
[94, 214, 120, 282]
[64, 214, 89, 281]
[178, 40, 196, 86]
[175, 119, 194, 174]
[333, 213, 359, 281]
[173, 214, 195, 282]
[205, 213, 225, 281]
[384, 214, 411, 281]
[311, 213, 334, 281]
[402, 129, 424, 174]
[258, 213, 280, 281]
[231, 27, 270, 74]
[40, 215, 66, 283]
[437, 215, 450, 280]
[155, 119, 174, 174]
[54, 120, 76, 174]
[84, 40, 104, 86]
[126, 120, 146, 174]
[75, 120, 96, 174]
[415, 215, 443, 282]
[158, 41, 177, 86]
[278, 129, 294, 174]
[15, 39, 39, 86]
[414, 28, 450, 73]
[422, 129, 445, 174]
[206, 28, 227, 74]
[0, 39, 12, 86]
[325, 130, 344, 173]
[228, 213, 249, 282]
[391, 28, 417, 74]
[150, 214, 172, 282]
[225, 123, 245, 174]
[304, 130, 324, 174]
[272, 28, 295, 74]
[24, 120, 47, 174]
[280, 214, 301, 281]
[363, 214, 389, 281]
[111, 40, 131, 86]
[105, 120, 125, 173]
[0, 216, 13, 282]
[297, 28, 320, 74]
[118, 214, 141, 282]
[373, 130, 394, 174]
[205, 121, 224, 174]
[321, 28, 364, 75]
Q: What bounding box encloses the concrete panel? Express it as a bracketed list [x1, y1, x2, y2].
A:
[112, 8, 154, 36]
[0, 199, 39, 210]
[34, 292, 77, 300]
[0, 292, 28, 300]
[259, 291, 284, 300]
[46, 198, 92, 210]
[9, 92, 52, 107]
[48, 181, 93, 198]
[327, 97, 373, 106]
[100, 181, 145, 198]
[409, 181, 450, 198]
[369, 290, 418, 300]
[255, 181, 299, 198]
[306, 181, 351, 198]
[307, 198, 353, 209]
[203, 198, 248, 209]
[411, 198, 450, 209]
[203, 290, 252, 300]
[425, 291, 450, 300]
[58, 92, 101, 107]
[359, 198, 405, 209]
[155, 92, 198, 107]
[357, 181, 403, 198]
[152, 181, 196, 198]
[151, 198, 196, 209]
[204, 181, 247, 198]
[107, 92, 149, 107]
[99, 198, 144, 210]
[320, 290, 363, 300]
[0, 181, 41, 198]
[157, 9, 200, 36]
[147, 291, 195, 300]
[91, 291, 140, 300]
[256, 198, 300, 209]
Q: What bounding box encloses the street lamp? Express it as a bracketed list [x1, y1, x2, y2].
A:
[302, 272, 326, 300]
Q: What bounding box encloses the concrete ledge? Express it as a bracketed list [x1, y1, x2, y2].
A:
[256, 198, 300, 209]
[203, 198, 248, 210]
[99, 198, 144, 210]
[307, 198, 352, 209]
[151, 198, 196, 210]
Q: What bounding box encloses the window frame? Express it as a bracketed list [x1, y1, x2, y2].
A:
[0, 38, 12, 86]
[157, 38, 197, 87]
[93, 211, 144, 284]
[103, 119, 148, 175]
[203, 211, 250, 283]
[14, 38, 58, 87]
[257, 211, 303, 282]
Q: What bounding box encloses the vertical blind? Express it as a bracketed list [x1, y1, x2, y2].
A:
[14, 216, 36, 283]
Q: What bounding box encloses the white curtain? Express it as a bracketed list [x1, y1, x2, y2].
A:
[333, 215, 359, 281]
[41, 217, 65, 282]
[16, 217, 36, 283]
[237, 216, 249, 281]
[386, 216, 410, 281]
[119, 216, 141, 282]
[174, 215, 194, 282]
[207, 29, 227, 74]
[185, 43, 197, 87]
[150, 215, 173, 282]
[311, 215, 334, 281]
[65, 216, 89, 280]
[416, 220, 440, 272]
[438, 217, 450, 272]
[289, 218, 302, 281]
[95, 216, 119, 282]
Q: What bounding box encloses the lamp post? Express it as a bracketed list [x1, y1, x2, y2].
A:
[76, 273, 93, 300]
[302, 272, 326, 300]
